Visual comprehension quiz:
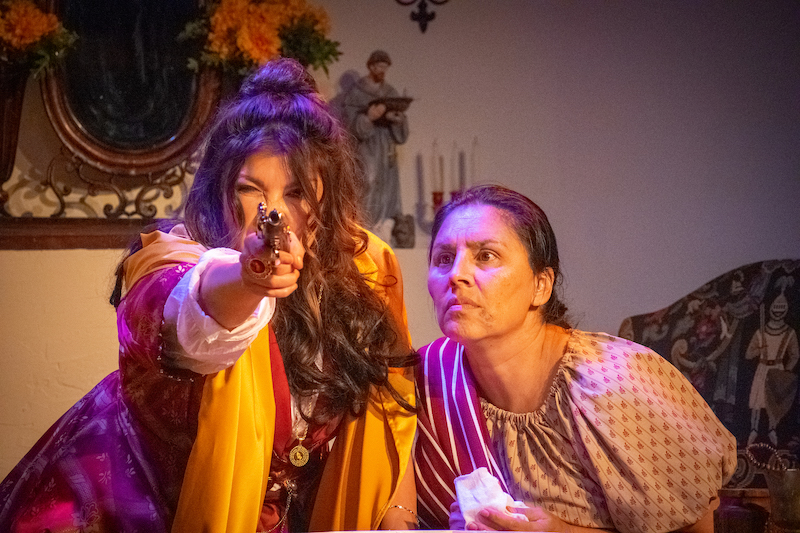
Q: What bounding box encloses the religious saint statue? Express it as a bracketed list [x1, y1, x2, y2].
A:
[343, 50, 412, 242]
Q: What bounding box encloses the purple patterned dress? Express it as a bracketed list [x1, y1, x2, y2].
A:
[0, 264, 330, 533]
[0, 264, 200, 532]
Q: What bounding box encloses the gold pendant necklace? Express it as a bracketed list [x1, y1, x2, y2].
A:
[289, 425, 309, 467]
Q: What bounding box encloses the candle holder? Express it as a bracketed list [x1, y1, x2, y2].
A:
[414, 191, 442, 237]
[432, 191, 444, 212]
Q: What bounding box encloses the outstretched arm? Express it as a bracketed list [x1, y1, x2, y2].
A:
[199, 231, 304, 330]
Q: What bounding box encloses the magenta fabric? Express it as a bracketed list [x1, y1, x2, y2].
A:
[413, 337, 507, 530]
[0, 264, 201, 533]
[0, 260, 339, 533]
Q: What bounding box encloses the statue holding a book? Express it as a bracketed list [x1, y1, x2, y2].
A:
[343, 50, 412, 242]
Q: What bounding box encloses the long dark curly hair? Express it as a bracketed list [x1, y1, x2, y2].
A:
[118, 58, 414, 423]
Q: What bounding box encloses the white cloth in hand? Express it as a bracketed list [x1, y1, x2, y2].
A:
[454, 467, 527, 527]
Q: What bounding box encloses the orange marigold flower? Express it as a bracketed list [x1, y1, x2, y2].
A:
[237, 3, 280, 65]
[191, 0, 338, 72]
[274, 0, 329, 33]
[0, 0, 58, 50]
[305, 4, 330, 33]
[210, 0, 247, 33]
[207, 0, 249, 61]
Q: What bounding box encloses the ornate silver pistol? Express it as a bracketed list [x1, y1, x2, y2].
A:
[256, 202, 291, 267]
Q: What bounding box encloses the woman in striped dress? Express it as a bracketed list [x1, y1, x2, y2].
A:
[414, 184, 737, 533]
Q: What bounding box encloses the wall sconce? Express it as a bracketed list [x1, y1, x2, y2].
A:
[396, 0, 449, 33]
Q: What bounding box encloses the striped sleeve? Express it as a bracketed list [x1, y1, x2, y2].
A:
[413, 337, 508, 529]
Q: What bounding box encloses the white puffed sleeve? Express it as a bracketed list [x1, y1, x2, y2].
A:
[162, 247, 275, 374]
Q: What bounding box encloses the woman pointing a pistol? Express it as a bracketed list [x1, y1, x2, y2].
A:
[1, 58, 418, 533]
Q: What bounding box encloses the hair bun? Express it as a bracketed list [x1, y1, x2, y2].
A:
[239, 57, 318, 99]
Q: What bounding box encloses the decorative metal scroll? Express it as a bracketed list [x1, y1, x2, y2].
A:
[22, 146, 196, 220]
[396, 0, 449, 33]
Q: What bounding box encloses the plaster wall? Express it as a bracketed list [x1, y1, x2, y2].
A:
[1, 0, 798, 479]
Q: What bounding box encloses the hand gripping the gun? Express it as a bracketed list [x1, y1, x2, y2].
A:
[244, 203, 292, 280]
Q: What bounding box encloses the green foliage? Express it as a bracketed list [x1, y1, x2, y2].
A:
[278, 14, 341, 74]
[28, 25, 77, 77]
[177, 5, 341, 77]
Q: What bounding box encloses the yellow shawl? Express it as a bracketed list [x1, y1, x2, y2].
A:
[123, 226, 415, 532]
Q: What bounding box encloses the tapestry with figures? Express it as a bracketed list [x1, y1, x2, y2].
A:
[618, 259, 800, 488]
